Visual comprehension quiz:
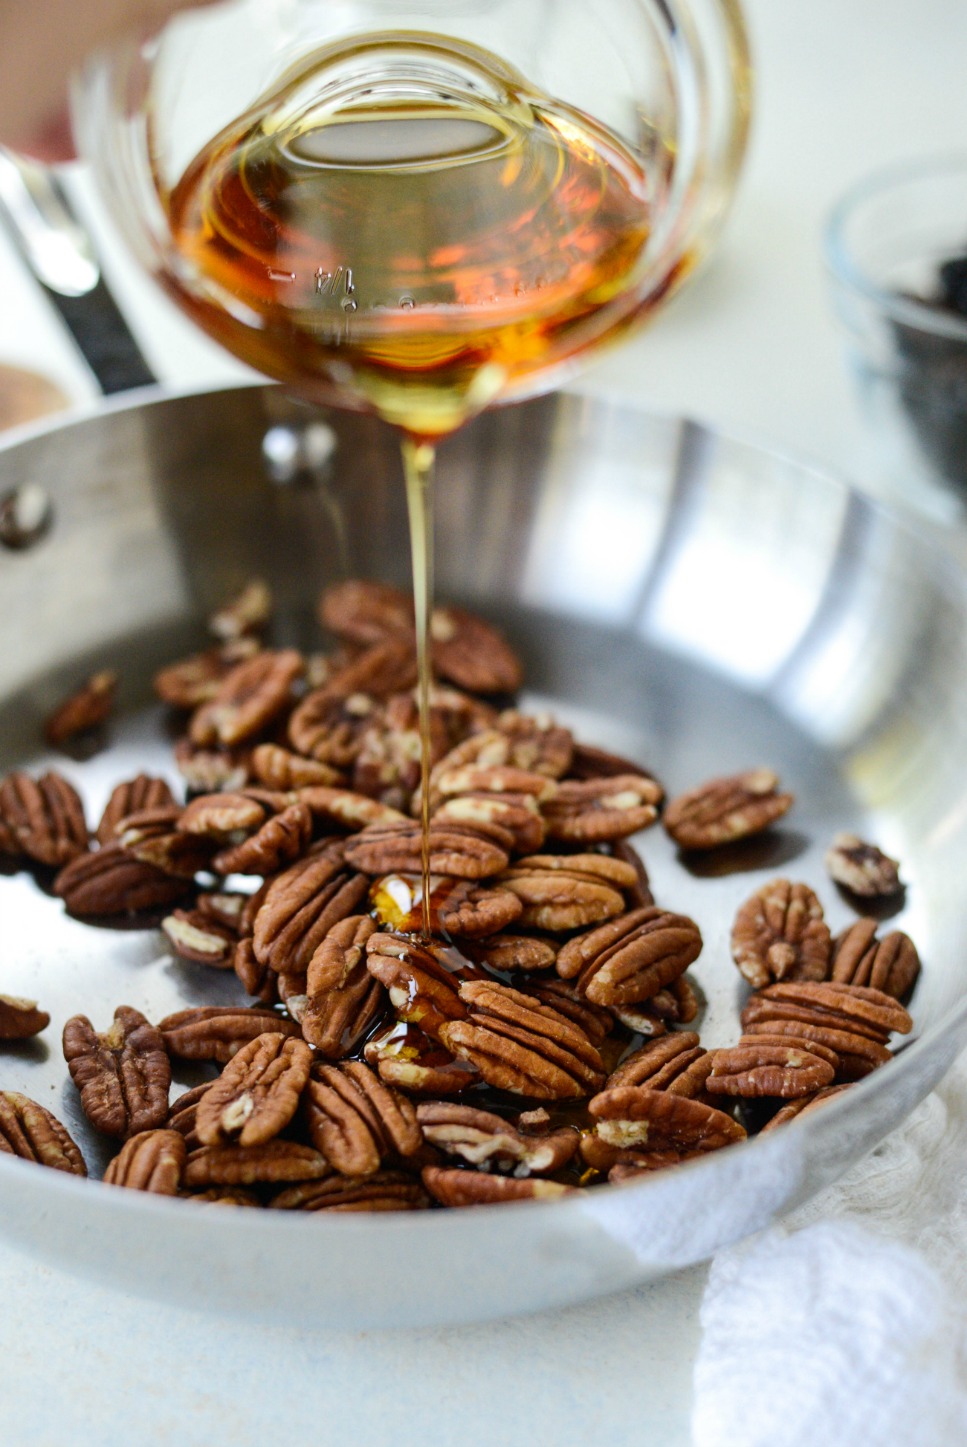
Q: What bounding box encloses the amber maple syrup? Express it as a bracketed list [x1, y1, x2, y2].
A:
[160, 32, 666, 936]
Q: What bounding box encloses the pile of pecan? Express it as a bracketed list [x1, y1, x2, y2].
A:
[0, 579, 921, 1210]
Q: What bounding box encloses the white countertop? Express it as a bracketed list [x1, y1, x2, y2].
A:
[1, 2, 966, 1443]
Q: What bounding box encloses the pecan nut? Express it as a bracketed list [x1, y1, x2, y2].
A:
[159, 1005, 302, 1063]
[0, 1091, 87, 1175]
[588, 1087, 747, 1153]
[208, 578, 272, 641]
[421, 1166, 574, 1207]
[43, 670, 117, 747]
[211, 802, 313, 875]
[54, 842, 188, 916]
[189, 648, 304, 747]
[831, 920, 920, 999]
[541, 775, 662, 843]
[103, 1129, 186, 1193]
[344, 819, 509, 879]
[196, 1033, 312, 1147]
[365, 932, 475, 1040]
[161, 908, 237, 966]
[153, 638, 260, 709]
[251, 848, 369, 974]
[705, 1040, 836, 1099]
[301, 915, 384, 1057]
[416, 1102, 578, 1177]
[251, 742, 342, 790]
[825, 833, 902, 898]
[96, 774, 176, 846]
[63, 1005, 170, 1139]
[730, 878, 831, 988]
[605, 1031, 712, 1097]
[431, 792, 546, 854]
[368, 873, 523, 938]
[556, 906, 703, 1007]
[0, 993, 50, 1039]
[270, 1170, 430, 1212]
[363, 1020, 479, 1095]
[0, 769, 88, 866]
[440, 979, 606, 1099]
[303, 1060, 422, 1175]
[118, 806, 215, 878]
[663, 768, 794, 850]
[183, 1140, 330, 1188]
[499, 854, 634, 933]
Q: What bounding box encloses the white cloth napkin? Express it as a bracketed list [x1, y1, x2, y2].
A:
[692, 1053, 967, 1446]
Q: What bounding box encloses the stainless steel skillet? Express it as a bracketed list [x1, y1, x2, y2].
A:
[0, 382, 963, 1327]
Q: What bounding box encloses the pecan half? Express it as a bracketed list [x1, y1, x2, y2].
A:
[0, 769, 88, 866]
[183, 1140, 330, 1188]
[182, 1186, 263, 1207]
[212, 802, 313, 875]
[429, 714, 573, 787]
[706, 1040, 836, 1099]
[422, 1166, 574, 1207]
[320, 578, 415, 644]
[208, 578, 272, 641]
[429, 604, 524, 694]
[54, 842, 187, 916]
[173, 739, 252, 793]
[556, 906, 703, 1007]
[462, 932, 559, 974]
[663, 768, 794, 850]
[730, 879, 831, 988]
[831, 920, 920, 999]
[321, 640, 419, 701]
[605, 1032, 712, 1097]
[344, 818, 509, 879]
[189, 648, 304, 747]
[499, 854, 633, 933]
[0, 993, 50, 1039]
[270, 1170, 430, 1212]
[520, 979, 614, 1045]
[541, 775, 662, 843]
[759, 1084, 853, 1132]
[825, 833, 902, 898]
[153, 638, 260, 709]
[416, 1102, 578, 1177]
[118, 806, 214, 878]
[295, 785, 408, 833]
[161, 908, 236, 967]
[252, 849, 369, 975]
[440, 979, 606, 1099]
[304, 1060, 421, 1175]
[63, 1006, 170, 1139]
[96, 774, 176, 846]
[103, 1129, 186, 1193]
[741, 980, 912, 1039]
[432, 792, 546, 854]
[588, 1087, 746, 1153]
[44, 669, 117, 747]
[611, 975, 700, 1034]
[159, 1005, 302, 1063]
[368, 873, 523, 938]
[741, 1017, 893, 1081]
[366, 932, 475, 1040]
[251, 742, 342, 790]
[196, 1033, 312, 1147]
[180, 791, 267, 837]
[0, 1092, 86, 1175]
[363, 1020, 479, 1095]
[301, 915, 384, 1057]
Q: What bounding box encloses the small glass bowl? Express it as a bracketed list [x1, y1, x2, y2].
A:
[825, 155, 967, 522]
